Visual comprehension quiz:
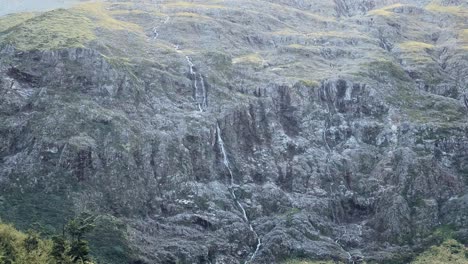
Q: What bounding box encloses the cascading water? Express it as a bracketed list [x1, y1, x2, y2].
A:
[199, 73, 208, 110]
[150, 13, 206, 112]
[152, 16, 169, 40]
[185, 56, 208, 112]
[152, 27, 159, 40]
[152, 5, 254, 260]
[216, 123, 262, 263]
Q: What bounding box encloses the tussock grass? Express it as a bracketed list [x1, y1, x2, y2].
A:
[306, 31, 370, 40]
[0, 12, 36, 32]
[162, 1, 225, 9]
[0, 2, 144, 51]
[398, 41, 435, 64]
[460, 29, 468, 50]
[426, 2, 468, 17]
[109, 9, 147, 16]
[175, 12, 212, 19]
[233, 53, 264, 65]
[402, 41, 434, 49]
[0, 9, 95, 50]
[369, 3, 404, 17]
[400, 41, 434, 51]
[72, 2, 142, 32]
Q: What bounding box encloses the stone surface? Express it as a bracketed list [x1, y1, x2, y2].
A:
[0, 0, 467, 263]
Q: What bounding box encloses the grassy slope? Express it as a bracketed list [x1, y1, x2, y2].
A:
[0, 2, 144, 51]
[0, 1, 467, 263]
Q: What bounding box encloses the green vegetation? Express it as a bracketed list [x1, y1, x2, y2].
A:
[284, 208, 301, 227]
[400, 41, 434, 51]
[0, 2, 143, 51]
[0, 13, 36, 32]
[0, 191, 75, 237]
[0, 189, 134, 263]
[0, 214, 97, 264]
[365, 60, 411, 82]
[397, 41, 435, 65]
[282, 226, 465, 264]
[174, 12, 213, 20]
[369, 4, 404, 17]
[296, 79, 319, 89]
[282, 238, 468, 264]
[412, 239, 468, 264]
[233, 53, 265, 65]
[362, 60, 465, 125]
[426, 2, 468, 17]
[162, 1, 225, 9]
[0, 9, 95, 50]
[402, 91, 465, 124]
[461, 29, 468, 50]
[0, 222, 53, 264]
[72, 3, 142, 32]
[433, 225, 456, 242]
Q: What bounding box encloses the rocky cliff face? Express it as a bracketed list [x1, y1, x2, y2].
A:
[0, 0, 467, 263]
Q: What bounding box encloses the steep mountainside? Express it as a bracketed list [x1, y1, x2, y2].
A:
[0, 0, 467, 263]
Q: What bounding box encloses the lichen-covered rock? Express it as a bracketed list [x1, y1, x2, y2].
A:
[0, 0, 467, 263]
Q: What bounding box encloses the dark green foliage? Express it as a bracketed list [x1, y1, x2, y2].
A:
[51, 236, 68, 263]
[433, 224, 456, 243]
[66, 213, 97, 242]
[23, 231, 40, 252]
[50, 213, 97, 264]
[69, 240, 91, 262]
[87, 216, 133, 264]
[0, 241, 16, 264]
[285, 208, 301, 227]
[0, 190, 75, 236]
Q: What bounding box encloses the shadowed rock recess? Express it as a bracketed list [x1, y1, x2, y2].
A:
[0, 0, 467, 263]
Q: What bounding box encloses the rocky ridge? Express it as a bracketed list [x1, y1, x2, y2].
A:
[0, 0, 467, 263]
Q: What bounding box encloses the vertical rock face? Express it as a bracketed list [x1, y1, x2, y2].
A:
[0, 0, 467, 263]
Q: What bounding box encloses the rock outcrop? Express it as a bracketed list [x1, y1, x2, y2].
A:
[0, 0, 467, 263]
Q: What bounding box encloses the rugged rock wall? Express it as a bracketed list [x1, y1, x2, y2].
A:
[0, 0, 467, 263]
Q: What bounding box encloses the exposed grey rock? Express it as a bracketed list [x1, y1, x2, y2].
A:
[0, 0, 467, 263]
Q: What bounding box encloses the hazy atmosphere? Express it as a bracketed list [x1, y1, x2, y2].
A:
[0, 0, 93, 16]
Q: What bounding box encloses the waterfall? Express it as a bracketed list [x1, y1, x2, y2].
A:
[186, 56, 208, 112]
[216, 123, 233, 184]
[152, 27, 159, 40]
[152, 16, 169, 40]
[216, 123, 262, 263]
[151, 12, 207, 112]
[199, 73, 208, 110]
[186, 56, 194, 75]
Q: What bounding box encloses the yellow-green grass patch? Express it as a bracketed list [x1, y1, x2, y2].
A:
[0, 12, 37, 32]
[232, 53, 264, 65]
[369, 3, 405, 17]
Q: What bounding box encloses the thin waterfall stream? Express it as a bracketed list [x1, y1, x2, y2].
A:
[185, 56, 207, 112]
[152, 4, 256, 260]
[151, 12, 207, 112]
[216, 123, 262, 263]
